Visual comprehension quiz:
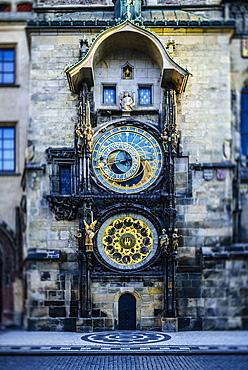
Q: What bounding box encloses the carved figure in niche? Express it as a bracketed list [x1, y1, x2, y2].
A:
[76, 123, 94, 153]
[74, 229, 83, 249]
[84, 220, 97, 252]
[120, 91, 134, 111]
[159, 229, 169, 253]
[172, 228, 182, 253]
[123, 65, 132, 79]
[76, 100, 94, 153]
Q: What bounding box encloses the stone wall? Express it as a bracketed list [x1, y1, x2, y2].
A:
[24, 23, 247, 331]
[24, 250, 79, 331]
[177, 253, 248, 331]
[75, 277, 163, 332]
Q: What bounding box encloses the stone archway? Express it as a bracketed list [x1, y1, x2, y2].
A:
[118, 293, 136, 330]
[114, 289, 141, 330]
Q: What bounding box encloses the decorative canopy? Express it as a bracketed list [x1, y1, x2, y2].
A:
[66, 20, 189, 94]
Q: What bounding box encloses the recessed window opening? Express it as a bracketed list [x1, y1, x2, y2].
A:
[0, 127, 15, 172]
[59, 165, 72, 195]
[0, 48, 15, 85]
[138, 86, 152, 105]
[103, 85, 116, 104]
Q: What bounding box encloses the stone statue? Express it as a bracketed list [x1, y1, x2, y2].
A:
[126, 0, 135, 20]
[159, 229, 169, 252]
[120, 91, 134, 111]
[83, 220, 97, 252]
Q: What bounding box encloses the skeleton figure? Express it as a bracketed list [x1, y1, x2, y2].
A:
[161, 131, 169, 152]
[172, 228, 182, 253]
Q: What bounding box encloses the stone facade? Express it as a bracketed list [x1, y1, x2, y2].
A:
[0, 0, 248, 331]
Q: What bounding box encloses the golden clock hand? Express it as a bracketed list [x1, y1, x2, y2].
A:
[107, 158, 132, 164]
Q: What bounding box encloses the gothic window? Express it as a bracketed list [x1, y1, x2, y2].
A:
[241, 85, 248, 159]
[46, 149, 76, 195]
[0, 126, 15, 172]
[138, 86, 152, 105]
[59, 165, 72, 195]
[0, 48, 15, 85]
[103, 85, 116, 104]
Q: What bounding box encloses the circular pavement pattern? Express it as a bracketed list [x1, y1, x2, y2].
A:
[82, 332, 171, 345]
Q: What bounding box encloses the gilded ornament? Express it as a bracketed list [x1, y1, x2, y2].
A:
[84, 220, 97, 252]
[102, 216, 153, 266]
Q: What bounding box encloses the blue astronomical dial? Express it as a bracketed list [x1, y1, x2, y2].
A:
[92, 126, 163, 193]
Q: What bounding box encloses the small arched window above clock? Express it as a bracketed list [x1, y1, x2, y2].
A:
[122, 62, 133, 80]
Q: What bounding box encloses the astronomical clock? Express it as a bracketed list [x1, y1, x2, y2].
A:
[92, 126, 163, 194]
[90, 122, 166, 274]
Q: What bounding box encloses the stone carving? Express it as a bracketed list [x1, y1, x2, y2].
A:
[74, 229, 83, 249]
[46, 148, 75, 163]
[76, 100, 94, 153]
[46, 196, 80, 220]
[120, 91, 134, 111]
[229, 3, 248, 34]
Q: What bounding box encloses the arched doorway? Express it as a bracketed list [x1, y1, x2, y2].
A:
[118, 293, 136, 330]
[0, 223, 16, 327]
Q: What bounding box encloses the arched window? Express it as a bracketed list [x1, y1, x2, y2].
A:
[0, 3, 11, 11]
[241, 85, 248, 159]
[17, 2, 33, 11]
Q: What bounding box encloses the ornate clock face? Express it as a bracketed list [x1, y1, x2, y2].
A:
[96, 213, 158, 271]
[92, 126, 163, 193]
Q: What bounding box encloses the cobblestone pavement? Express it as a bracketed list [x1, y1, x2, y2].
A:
[0, 355, 248, 370]
[1, 330, 248, 354]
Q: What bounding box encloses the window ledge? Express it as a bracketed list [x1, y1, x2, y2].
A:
[0, 172, 21, 176]
[0, 84, 20, 88]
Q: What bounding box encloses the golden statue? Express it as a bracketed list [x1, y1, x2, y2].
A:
[159, 229, 169, 252]
[83, 220, 97, 252]
[172, 228, 182, 253]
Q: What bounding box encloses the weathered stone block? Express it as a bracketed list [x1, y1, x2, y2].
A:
[161, 318, 178, 332]
[49, 306, 66, 317]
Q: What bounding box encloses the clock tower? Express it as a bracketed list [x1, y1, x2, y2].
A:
[48, 20, 189, 331]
